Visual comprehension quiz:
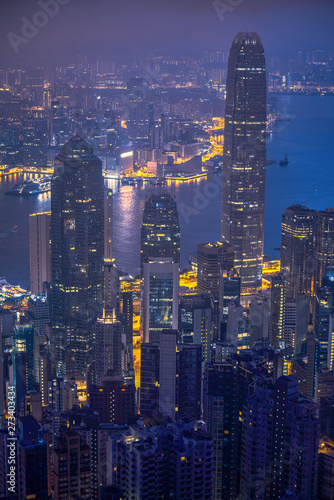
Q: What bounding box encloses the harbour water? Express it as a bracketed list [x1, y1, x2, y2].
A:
[0, 95, 333, 290]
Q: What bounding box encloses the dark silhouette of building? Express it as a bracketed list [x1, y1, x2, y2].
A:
[240, 375, 319, 500]
[50, 135, 104, 377]
[17, 416, 48, 500]
[221, 32, 266, 294]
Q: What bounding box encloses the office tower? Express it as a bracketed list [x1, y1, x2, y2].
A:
[179, 294, 212, 362]
[107, 418, 213, 500]
[25, 67, 44, 105]
[140, 331, 202, 421]
[159, 330, 177, 419]
[142, 258, 179, 343]
[220, 267, 241, 341]
[103, 187, 118, 318]
[203, 357, 255, 500]
[240, 375, 319, 500]
[176, 344, 202, 420]
[29, 211, 51, 295]
[197, 242, 234, 294]
[197, 242, 234, 343]
[53, 430, 91, 499]
[281, 204, 317, 317]
[94, 318, 122, 385]
[141, 191, 180, 267]
[104, 187, 113, 260]
[249, 297, 269, 346]
[226, 302, 244, 347]
[221, 32, 266, 294]
[141, 191, 180, 343]
[139, 342, 160, 418]
[50, 136, 104, 377]
[284, 295, 309, 352]
[316, 208, 334, 289]
[315, 285, 334, 367]
[270, 273, 286, 347]
[104, 259, 120, 318]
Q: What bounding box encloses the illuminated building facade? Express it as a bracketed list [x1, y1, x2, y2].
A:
[316, 208, 334, 289]
[141, 191, 180, 343]
[141, 191, 180, 268]
[50, 136, 104, 377]
[142, 258, 179, 343]
[281, 204, 317, 315]
[221, 32, 266, 294]
[269, 273, 286, 347]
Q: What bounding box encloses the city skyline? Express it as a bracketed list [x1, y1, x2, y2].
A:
[0, 6, 333, 498]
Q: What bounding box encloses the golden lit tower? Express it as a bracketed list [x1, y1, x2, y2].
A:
[222, 32, 266, 294]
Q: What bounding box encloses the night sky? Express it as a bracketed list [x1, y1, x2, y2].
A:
[0, 0, 333, 65]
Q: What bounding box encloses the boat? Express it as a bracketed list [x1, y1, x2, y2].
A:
[5, 177, 51, 196]
[279, 155, 289, 166]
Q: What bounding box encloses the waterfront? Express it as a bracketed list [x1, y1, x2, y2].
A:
[0, 95, 333, 290]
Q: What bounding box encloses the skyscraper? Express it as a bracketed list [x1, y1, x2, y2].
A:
[50, 135, 104, 377]
[281, 204, 317, 318]
[221, 32, 266, 294]
[269, 273, 286, 347]
[29, 211, 51, 295]
[316, 208, 334, 289]
[141, 191, 180, 342]
[141, 191, 180, 268]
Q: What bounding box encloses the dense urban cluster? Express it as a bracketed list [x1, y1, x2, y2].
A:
[0, 31, 334, 500]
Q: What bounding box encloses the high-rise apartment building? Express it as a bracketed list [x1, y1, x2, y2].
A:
[29, 211, 51, 295]
[53, 430, 91, 499]
[107, 418, 213, 500]
[240, 374, 320, 500]
[221, 32, 266, 294]
[50, 136, 104, 377]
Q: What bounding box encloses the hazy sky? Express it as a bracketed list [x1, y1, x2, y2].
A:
[0, 0, 333, 66]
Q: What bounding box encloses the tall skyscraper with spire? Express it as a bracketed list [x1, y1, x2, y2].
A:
[50, 135, 104, 377]
[221, 32, 266, 294]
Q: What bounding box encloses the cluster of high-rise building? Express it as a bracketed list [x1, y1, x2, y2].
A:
[0, 32, 334, 500]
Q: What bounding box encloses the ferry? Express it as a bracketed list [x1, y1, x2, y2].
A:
[279, 155, 289, 167]
[5, 177, 51, 196]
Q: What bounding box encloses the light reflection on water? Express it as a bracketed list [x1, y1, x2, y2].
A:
[0, 96, 334, 288]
